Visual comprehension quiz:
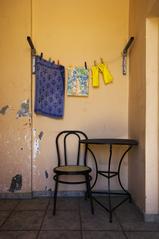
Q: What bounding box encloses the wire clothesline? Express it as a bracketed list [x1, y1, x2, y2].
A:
[27, 36, 134, 75]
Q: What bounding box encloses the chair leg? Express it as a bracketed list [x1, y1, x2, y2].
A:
[85, 179, 89, 200]
[53, 175, 58, 215]
[85, 174, 94, 215]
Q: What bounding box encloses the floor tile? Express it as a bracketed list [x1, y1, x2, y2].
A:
[126, 231, 159, 239]
[1, 211, 44, 230]
[115, 201, 159, 231]
[0, 211, 11, 226]
[79, 197, 95, 213]
[42, 210, 81, 230]
[80, 204, 122, 230]
[0, 196, 159, 238]
[38, 230, 81, 239]
[16, 198, 49, 211]
[0, 231, 37, 239]
[83, 231, 126, 239]
[122, 222, 159, 231]
[0, 200, 19, 210]
[49, 197, 80, 211]
[115, 201, 143, 222]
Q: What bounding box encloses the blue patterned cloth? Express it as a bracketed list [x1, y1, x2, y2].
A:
[35, 56, 65, 118]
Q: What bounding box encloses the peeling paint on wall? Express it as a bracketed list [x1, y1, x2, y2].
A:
[44, 187, 52, 193]
[33, 129, 40, 159]
[39, 131, 44, 140]
[16, 99, 30, 118]
[24, 133, 31, 150]
[0, 105, 9, 115]
[9, 174, 22, 192]
[45, 170, 49, 178]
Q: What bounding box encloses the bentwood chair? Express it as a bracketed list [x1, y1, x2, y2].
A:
[53, 130, 94, 215]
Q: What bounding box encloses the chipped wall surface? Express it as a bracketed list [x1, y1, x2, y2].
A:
[16, 100, 30, 118]
[9, 174, 22, 192]
[0, 0, 129, 195]
[0, 105, 9, 115]
[33, 129, 40, 160]
[0, 0, 32, 193]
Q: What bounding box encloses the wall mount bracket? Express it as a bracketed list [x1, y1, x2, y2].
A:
[122, 37, 134, 75]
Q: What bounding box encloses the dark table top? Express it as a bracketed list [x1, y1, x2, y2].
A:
[80, 138, 138, 145]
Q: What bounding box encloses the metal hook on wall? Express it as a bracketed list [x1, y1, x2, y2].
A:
[27, 36, 36, 74]
[27, 36, 36, 55]
[122, 37, 134, 75]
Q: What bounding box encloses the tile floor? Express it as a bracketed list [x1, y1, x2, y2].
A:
[0, 196, 159, 239]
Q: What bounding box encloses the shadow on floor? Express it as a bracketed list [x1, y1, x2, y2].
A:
[0, 196, 159, 239]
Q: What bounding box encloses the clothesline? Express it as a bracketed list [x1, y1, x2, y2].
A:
[27, 36, 134, 76]
[27, 36, 134, 119]
[34, 54, 121, 70]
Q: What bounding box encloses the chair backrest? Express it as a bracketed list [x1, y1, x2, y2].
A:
[56, 130, 88, 167]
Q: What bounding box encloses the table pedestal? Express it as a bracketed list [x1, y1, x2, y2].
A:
[80, 138, 138, 222]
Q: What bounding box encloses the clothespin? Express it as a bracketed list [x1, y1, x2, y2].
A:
[84, 61, 88, 70]
[94, 60, 97, 66]
[40, 52, 43, 59]
[49, 57, 52, 62]
[100, 58, 104, 64]
[57, 60, 60, 65]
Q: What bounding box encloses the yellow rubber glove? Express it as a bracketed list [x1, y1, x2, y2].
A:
[98, 63, 113, 84]
[91, 65, 99, 87]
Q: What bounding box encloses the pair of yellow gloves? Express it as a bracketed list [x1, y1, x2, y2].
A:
[91, 63, 113, 87]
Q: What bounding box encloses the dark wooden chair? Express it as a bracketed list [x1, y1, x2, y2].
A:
[53, 130, 94, 215]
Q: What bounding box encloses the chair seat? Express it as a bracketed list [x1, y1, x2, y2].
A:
[54, 165, 91, 174]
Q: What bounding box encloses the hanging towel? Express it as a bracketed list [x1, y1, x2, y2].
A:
[98, 63, 113, 84]
[67, 66, 89, 96]
[35, 56, 65, 118]
[91, 65, 99, 87]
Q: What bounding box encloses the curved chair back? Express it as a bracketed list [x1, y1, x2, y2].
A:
[56, 130, 88, 167]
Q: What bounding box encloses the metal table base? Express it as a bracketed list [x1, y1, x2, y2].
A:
[80, 138, 138, 222]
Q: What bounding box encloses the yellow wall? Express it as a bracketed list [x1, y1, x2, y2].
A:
[0, 0, 129, 195]
[32, 0, 129, 192]
[0, 0, 32, 194]
[129, 0, 159, 216]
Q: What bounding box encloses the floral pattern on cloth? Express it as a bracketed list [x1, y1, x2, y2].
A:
[35, 56, 65, 118]
[67, 66, 89, 96]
